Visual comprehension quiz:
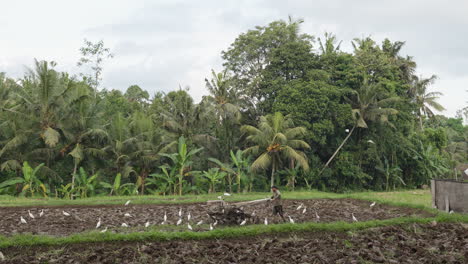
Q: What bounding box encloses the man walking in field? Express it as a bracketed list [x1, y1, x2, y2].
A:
[270, 186, 286, 222]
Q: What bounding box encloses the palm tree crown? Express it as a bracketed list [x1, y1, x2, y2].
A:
[241, 112, 310, 186]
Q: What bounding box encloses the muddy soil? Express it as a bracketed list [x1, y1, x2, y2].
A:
[1, 222, 466, 264]
[0, 199, 433, 236]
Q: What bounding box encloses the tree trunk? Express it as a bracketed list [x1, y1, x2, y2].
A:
[270, 163, 276, 187]
[237, 170, 241, 194]
[419, 114, 423, 130]
[319, 125, 357, 176]
[71, 162, 78, 192]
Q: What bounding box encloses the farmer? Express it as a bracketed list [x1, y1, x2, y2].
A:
[270, 186, 286, 222]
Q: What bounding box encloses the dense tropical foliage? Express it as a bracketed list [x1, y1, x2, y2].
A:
[1, 18, 466, 197]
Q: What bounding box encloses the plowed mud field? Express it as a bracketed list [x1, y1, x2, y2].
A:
[0, 198, 433, 236]
[1, 222, 466, 263]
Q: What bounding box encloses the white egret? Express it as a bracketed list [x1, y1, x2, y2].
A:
[223, 193, 231, 196]
[176, 218, 182, 226]
[125, 200, 131, 206]
[252, 210, 256, 216]
[217, 196, 223, 200]
[62, 211, 70, 216]
[196, 220, 204, 226]
[264, 217, 268, 225]
[160, 221, 166, 225]
[315, 211, 320, 221]
[221, 209, 225, 214]
[213, 220, 218, 227]
[240, 219, 247, 226]
[367, 140, 375, 144]
[370, 202, 376, 207]
[20, 216, 27, 224]
[288, 216, 295, 224]
[145, 221, 150, 228]
[96, 218, 101, 229]
[39, 209, 44, 217]
[0, 251, 4, 261]
[187, 212, 191, 221]
[352, 213, 358, 222]
[302, 207, 307, 214]
[124, 213, 132, 217]
[449, 210, 454, 214]
[209, 224, 213, 230]
[178, 208, 182, 217]
[28, 210, 35, 219]
[345, 129, 350, 133]
[187, 223, 193, 231]
[121, 223, 129, 227]
[296, 204, 303, 211]
[100, 227, 108, 233]
[164, 212, 167, 222]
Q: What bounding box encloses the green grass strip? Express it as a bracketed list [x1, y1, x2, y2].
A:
[1, 213, 466, 249]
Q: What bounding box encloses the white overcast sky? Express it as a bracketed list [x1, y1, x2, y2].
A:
[0, 0, 467, 117]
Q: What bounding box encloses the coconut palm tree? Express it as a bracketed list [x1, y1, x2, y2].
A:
[320, 81, 400, 174]
[409, 75, 445, 129]
[205, 70, 243, 158]
[241, 112, 310, 187]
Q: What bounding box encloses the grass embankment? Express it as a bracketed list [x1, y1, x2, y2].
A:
[2, 189, 463, 249]
[0, 189, 431, 208]
[1, 213, 467, 249]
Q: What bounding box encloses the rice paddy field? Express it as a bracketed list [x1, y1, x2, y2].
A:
[0, 190, 467, 263]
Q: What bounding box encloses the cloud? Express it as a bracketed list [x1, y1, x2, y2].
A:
[0, 0, 466, 116]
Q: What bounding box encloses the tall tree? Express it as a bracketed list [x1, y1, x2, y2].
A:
[77, 39, 114, 97]
[320, 80, 400, 174]
[409, 75, 445, 129]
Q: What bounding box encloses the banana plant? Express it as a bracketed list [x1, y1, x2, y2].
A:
[147, 165, 177, 195]
[73, 167, 99, 198]
[202, 168, 226, 193]
[0, 162, 48, 197]
[160, 136, 203, 195]
[100, 173, 136, 196]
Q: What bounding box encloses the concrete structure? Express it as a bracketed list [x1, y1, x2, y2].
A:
[431, 179, 468, 213]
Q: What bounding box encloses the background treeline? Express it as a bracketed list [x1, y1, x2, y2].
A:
[0, 18, 467, 198]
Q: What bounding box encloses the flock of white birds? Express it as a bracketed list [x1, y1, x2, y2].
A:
[17, 193, 378, 234]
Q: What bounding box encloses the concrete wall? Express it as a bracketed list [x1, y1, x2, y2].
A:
[431, 179, 468, 213]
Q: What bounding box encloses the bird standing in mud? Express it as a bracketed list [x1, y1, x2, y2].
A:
[240, 219, 247, 226]
[187, 212, 191, 221]
[264, 217, 268, 225]
[196, 220, 204, 226]
[121, 223, 129, 227]
[124, 213, 132, 217]
[28, 210, 35, 219]
[209, 224, 214, 230]
[187, 223, 193, 231]
[100, 227, 108, 233]
[352, 213, 358, 222]
[145, 221, 150, 228]
[62, 211, 70, 216]
[20, 216, 27, 224]
[96, 218, 101, 229]
[125, 200, 131, 206]
[302, 207, 307, 214]
[178, 208, 182, 217]
[296, 203, 303, 211]
[315, 211, 320, 221]
[39, 209, 44, 217]
[176, 218, 182, 226]
[370, 202, 376, 208]
[288, 216, 295, 224]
